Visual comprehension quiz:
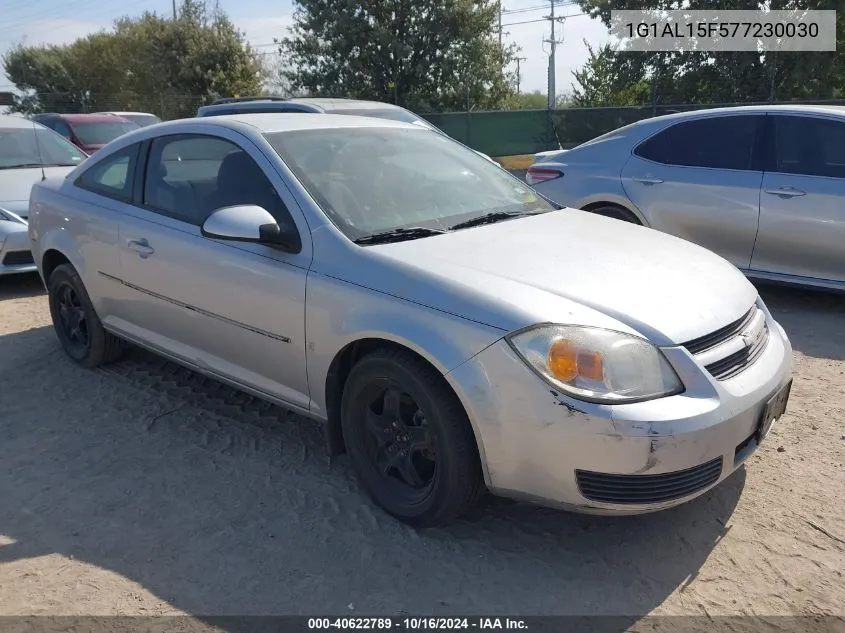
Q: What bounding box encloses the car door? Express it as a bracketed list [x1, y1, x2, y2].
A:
[750, 114, 845, 284]
[68, 142, 143, 321]
[620, 114, 766, 269]
[113, 130, 313, 410]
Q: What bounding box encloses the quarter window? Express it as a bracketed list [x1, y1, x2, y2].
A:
[635, 116, 759, 171]
[142, 134, 291, 227]
[774, 116, 845, 178]
[75, 143, 140, 201]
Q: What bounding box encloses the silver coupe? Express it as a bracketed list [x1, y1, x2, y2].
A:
[28, 113, 793, 527]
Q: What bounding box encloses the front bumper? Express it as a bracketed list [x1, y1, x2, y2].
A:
[447, 317, 793, 514]
[0, 222, 37, 276]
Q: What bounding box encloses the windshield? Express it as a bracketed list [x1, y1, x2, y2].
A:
[0, 126, 87, 168]
[121, 114, 161, 127]
[72, 121, 139, 145]
[264, 127, 553, 241]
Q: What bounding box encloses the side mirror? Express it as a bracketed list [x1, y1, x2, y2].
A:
[201, 205, 301, 254]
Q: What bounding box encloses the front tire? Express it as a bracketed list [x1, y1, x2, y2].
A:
[340, 348, 484, 528]
[47, 263, 125, 368]
[585, 204, 641, 224]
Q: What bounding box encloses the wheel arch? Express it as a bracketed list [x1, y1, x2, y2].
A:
[576, 195, 649, 226]
[41, 248, 74, 284]
[322, 336, 487, 478]
[36, 225, 90, 287]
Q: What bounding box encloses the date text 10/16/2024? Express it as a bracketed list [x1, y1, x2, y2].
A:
[307, 618, 528, 630]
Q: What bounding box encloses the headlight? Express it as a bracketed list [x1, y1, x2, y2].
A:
[507, 325, 684, 404]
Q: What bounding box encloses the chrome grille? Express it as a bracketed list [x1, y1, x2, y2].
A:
[576, 457, 723, 504]
[683, 306, 756, 355]
[682, 305, 770, 381]
[705, 326, 770, 380]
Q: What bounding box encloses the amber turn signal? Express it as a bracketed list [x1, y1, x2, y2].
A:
[548, 338, 604, 383]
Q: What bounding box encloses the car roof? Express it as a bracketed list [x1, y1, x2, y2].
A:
[201, 97, 410, 113]
[637, 103, 845, 127]
[35, 113, 133, 123]
[286, 98, 409, 112]
[96, 111, 158, 116]
[0, 114, 44, 129]
[198, 112, 419, 134]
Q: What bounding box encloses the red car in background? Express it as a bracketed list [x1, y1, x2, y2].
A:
[31, 113, 140, 154]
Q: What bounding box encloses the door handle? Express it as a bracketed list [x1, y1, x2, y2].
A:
[127, 238, 155, 257]
[764, 186, 806, 198]
[632, 176, 664, 185]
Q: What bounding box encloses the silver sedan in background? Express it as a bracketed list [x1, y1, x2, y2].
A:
[0, 115, 87, 276]
[528, 105, 845, 292]
[29, 114, 792, 527]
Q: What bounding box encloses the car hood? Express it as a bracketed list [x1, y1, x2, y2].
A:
[364, 209, 758, 345]
[0, 166, 77, 219]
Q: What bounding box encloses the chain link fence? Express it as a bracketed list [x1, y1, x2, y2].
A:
[8, 92, 845, 157]
[9, 92, 209, 121]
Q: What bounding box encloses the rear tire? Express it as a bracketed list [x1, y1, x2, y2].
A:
[585, 204, 641, 224]
[47, 263, 125, 368]
[340, 347, 484, 528]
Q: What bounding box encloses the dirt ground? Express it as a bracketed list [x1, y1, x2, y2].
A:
[0, 272, 843, 620]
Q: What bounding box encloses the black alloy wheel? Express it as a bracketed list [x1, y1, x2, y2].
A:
[341, 348, 484, 527]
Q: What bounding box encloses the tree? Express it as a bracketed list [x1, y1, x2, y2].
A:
[3, 0, 263, 118]
[503, 90, 548, 110]
[278, 0, 517, 112]
[570, 40, 650, 106]
[572, 0, 845, 105]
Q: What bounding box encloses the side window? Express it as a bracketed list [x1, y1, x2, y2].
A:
[636, 116, 758, 171]
[54, 121, 73, 139]
[142, 134, 292, 227]
[634, 128, 672, 163]
[75, 143, 140, 201]
[774, 116, 845, 179]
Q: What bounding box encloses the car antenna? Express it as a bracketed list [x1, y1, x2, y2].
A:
[30, 116, 47, 181]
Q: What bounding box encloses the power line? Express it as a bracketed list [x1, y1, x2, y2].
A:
[3, 0, 151, 33]
[501, 11, 586, 28]
[502, 0, 579, 16]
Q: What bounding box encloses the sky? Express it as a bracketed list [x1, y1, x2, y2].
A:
[0, 0, 611, 101]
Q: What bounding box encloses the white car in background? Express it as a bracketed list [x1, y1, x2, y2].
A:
[0, 115, 87, 276]
[196, 97, 499, 163]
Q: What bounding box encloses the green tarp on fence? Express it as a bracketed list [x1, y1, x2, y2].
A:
[422, 100, 845, 157]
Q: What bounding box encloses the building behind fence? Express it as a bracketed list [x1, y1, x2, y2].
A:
[10, 93, 845, 157]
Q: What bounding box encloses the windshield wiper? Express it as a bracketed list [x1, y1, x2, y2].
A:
[353, 226, 447, 245]
[448, 210, 534, 231]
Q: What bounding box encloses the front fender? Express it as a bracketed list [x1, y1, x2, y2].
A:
[305, 270, 505, 419]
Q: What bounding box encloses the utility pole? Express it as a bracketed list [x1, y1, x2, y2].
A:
[172, 0, 177, 19]
[498, 0, 503, 48]
[544, 0, 564, 109]
[516, 57, 526, 94]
